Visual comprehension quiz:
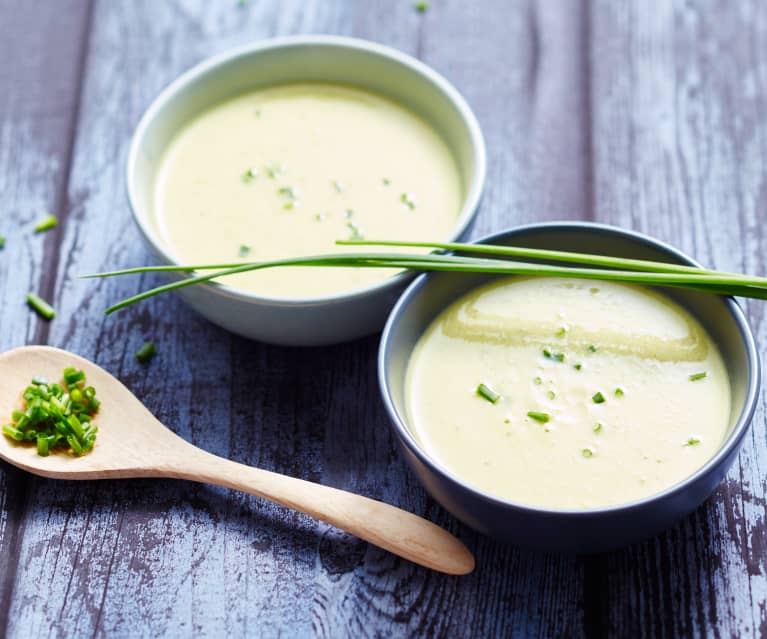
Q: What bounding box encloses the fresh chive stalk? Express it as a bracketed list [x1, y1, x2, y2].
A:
[81, 236, 767, 314]
[476, 383, 501, 404]
[26, 293, 56, 320]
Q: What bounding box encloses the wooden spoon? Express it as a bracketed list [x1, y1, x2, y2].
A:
[0, 345, 474, 575]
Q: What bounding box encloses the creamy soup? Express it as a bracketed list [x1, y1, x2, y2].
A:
[153, 83, 463, 298]
[405, 277, 731, 509]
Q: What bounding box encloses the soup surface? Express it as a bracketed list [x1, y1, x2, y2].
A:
[153, 83, 463, 298]
[405, 277, 731, 509]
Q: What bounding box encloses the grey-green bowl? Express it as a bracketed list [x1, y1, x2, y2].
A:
[379, 223, 760, 552]
[127, 35, 485, 345]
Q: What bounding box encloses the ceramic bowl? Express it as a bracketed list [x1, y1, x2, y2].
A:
[379, 222, 760, 552]
[126, 35, 485, 345]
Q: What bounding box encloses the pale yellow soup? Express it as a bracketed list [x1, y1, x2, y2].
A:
[405, 277, 731, 509]
[152, 83, 463, 298]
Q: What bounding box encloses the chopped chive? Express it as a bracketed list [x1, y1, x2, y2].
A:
[239, 245, 252, 258]
[588, 344, 598, 353]
[527, 411, 550, 423]
[684, 437, 701, 446]
[278, 186, 298, 200]
[547, 390, 556, 400]
[414, 0, 429, 11]
[241, 168, 258, 182]
[556, 327, 567, 337]
[36, 436, 49, 456]
[34, 214, 57, 233]
[347, 221, 364, 240]
[614, 387, 625, 397]
[332, 180, 344, 193]
[582, 448, 594, 458]
[135, 342, 157, 364]
[383, 178, 391, 186]
[26, 293, 56, 320]
[400, 193, 416, 210]
[593, 423, 603, 433]
[592, 391, 606, 404]
[264, 163, 283, 179]
[476, 383, 501, 404]
[503, 418, 510, 424]
[0, 235, 5, 249]
[2, 425, 23, 441]
[574, 363, 583, 371]
[533, 376, 543, 385]
[689, 372, 707, 381]
[543, 349, 565, 362]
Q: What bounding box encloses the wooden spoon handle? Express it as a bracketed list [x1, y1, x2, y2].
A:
[167, 449, 474, 575]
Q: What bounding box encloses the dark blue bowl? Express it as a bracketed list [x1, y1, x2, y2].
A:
[378, 223, 760, 552]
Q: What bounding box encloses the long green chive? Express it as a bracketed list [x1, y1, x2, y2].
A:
[3, 368, 99, 456]
[82, 236, 767, 314]
[527, 411, 550, 423]
[26, 293, 55, 320]
[476, 383, 501, 404]
[689, 372, 707, 381]
[135, 342, 157, 364]
[592, 392, 606, 404]
[34, 214, 57, 233]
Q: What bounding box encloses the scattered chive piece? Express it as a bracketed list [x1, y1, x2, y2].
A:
[3, 367, 99, 456]
[347, 221, 364, 240]
[574, 363, 583, 371]
[593, 423, 603, 433]
[547, 390, 556, 400]
[582, 448, 594, 458]
[476, 383, 501, 404]
[503, 418, 510, 424]
[135, 342, 158, 364]
[527, 411, 550, 423]
[556, 327, 567, 337]
[592, 391, 606, 404]
[241, 168, 258, 182]
[34, 214, 57, 233]
[400, 193, 416, 210]
[685, 437, 701, 446]
[533, 376, 543, 385]
[343, 209, 354, 219]
[332, 180, 344, 193]
[588, 344, 598, 353]
[689, 372, 707, 381]
[414, 1, 429, 11]
[278, 186, 297, 199]
[26, 293, 55, 320]
[543, 349, 565, 362]
[0, 235, 5, 249]
[239, 245, 252, 258]
[383, 178, 391, 186]
[264, 163, 283, 179]
[614, 387, 625, 397]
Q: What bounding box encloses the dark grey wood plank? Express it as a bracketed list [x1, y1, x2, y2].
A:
[590, 1, 767, 637]
[2, 0, 596, 637]
[0, 0, 93, 637]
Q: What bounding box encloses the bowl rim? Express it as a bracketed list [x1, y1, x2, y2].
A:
[126, 34, 486, 307]
[378, 221, 761, 517]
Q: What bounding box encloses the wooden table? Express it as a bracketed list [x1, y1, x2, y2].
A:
[1, 1, 765, 636]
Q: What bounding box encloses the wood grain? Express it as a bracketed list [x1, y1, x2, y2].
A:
[1, 0, 765, 636]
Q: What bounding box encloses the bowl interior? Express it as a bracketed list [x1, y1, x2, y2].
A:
[381, 224, 755, 503]
[129, 37, 484, 245]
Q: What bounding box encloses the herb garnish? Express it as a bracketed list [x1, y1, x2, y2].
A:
[689, 372, 707, 381]
[242, 168, 258, 182]
[527, 411, 550, 423]
[614, 388, 624, 397]
[592, 391, 606, 404]
[543, 349, 565, 362]
[333, 180, 344, 193]
[400, 193, 416, 210]
[346, 221, 364, 240]
[414, 1, 429, 11]
[0, 236, 5, 249]
[574, 363, 583, 371]
[582, 448, 594, 458]
[383, 178, 391, 186]
[26, 293, 55, 320]
[2, 367, 100, 456]
[547, 390, 556, 400]
[34, 214, 57, 233]
[588, 344, 598, 353]
[135, 342, 158, 364]
[684, 437, 701, 446]
[239, 245, 252, 257]
[476, 383, 501, 404]
[533, 376, 542, 385]
[593, 423, 603, 433]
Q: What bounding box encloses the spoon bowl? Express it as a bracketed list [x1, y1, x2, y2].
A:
[0, 345, 474, 575]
